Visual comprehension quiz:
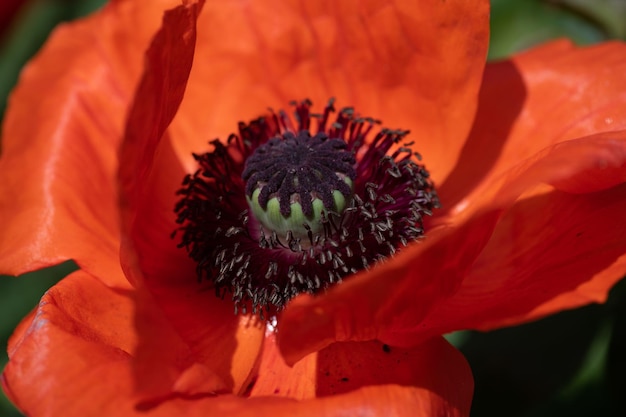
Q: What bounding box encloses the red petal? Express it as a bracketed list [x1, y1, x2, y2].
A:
[168, 0, 490, 183]
[118, 0, 264, 401]
[420, 177, 626, 334]
[3, 274, 471, 417]
[279, 44, 626, 361]
[415, 42, 626, 331]
[250, 334, 472, 417]
[0, 0, 177, 286]
[280, 132, 626, 362]
[250, 332, 318, 399]
[3, 271, 139, 416]
[146, 388, 470, 417]
[130, 277, 265, 403]
[441, 40, 626, 210]
[0, 270, 221, 416]
[278, 207, 500, 363]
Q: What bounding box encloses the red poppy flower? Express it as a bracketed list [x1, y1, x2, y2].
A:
[2, 0, 626, 416]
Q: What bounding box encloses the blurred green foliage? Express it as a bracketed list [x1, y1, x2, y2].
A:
[488, 0, 626, 59]
[451, 279, 626, 417]
[0, 0, 625, 416]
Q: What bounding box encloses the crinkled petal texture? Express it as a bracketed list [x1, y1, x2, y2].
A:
[279, 40, 626, 362]
[0, 0, 181, 286]
[2, 271, 473, 417]
[169, 0, 490, 182]
[248, 333, 472, 416]
[117, 0, 266, 403]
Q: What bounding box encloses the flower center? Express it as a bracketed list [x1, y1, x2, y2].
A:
[174, 99, 439, 317]
[242, 130, 355, 239]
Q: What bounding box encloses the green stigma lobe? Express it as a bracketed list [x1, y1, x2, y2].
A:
[247, 178, 352, 238]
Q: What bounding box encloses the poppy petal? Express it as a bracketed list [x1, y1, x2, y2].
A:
[384, 130, 626, 338]
[280, 131, 626, 362]
[2, 270, 139, 416]
[0, 0, 179, 286]
[418, 166, 626, 333]
[3, 270, 262, 417]
[117, 0, 264, 401]
[3, 275, 470, 417]
[168, 0, 490, 183]
[279, 40, 626, 362]
[278, 206, 500, 363]
[441, 40, 626, 209]
[0, 270, 213, 416]
[250, 333, 472, 417]
[147, 387, 471, 417]
[130, 277, 265, 403]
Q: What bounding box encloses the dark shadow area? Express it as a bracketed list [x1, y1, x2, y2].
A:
[438, 60, 526, 213]
[607, 279, 626, 415]
[461, 278, 626, 417]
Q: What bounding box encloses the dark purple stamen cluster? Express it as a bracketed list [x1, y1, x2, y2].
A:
[242, 131, 355, 216]
[174, 99, 439, 316]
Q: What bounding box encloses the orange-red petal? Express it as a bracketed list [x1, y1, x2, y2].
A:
[441, 40, 626, 210]
[2, 270, 139, 416]
[419, 181, 626, 334]
[0, 0, 178, 286]
[169, 0, 490, 184]
[3, 271, 470, 417]
[381, 131, 626, 341]
[118, 0, 264, 401]
[0, 269, 223, 417]
[417, 41, 626, 331]
[250, 333, 472, 417]
[279, 41, 626, 361]
[278, 207, 501, 363]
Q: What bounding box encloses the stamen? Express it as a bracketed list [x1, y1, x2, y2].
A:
[174, 99, 439, 315]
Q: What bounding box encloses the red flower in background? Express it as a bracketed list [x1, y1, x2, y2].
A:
[1, 0, 626, 416]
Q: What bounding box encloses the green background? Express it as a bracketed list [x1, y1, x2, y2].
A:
[1, 0, 625, 416]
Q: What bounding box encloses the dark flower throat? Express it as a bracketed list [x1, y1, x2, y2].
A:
[174, 99, 439, 316]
